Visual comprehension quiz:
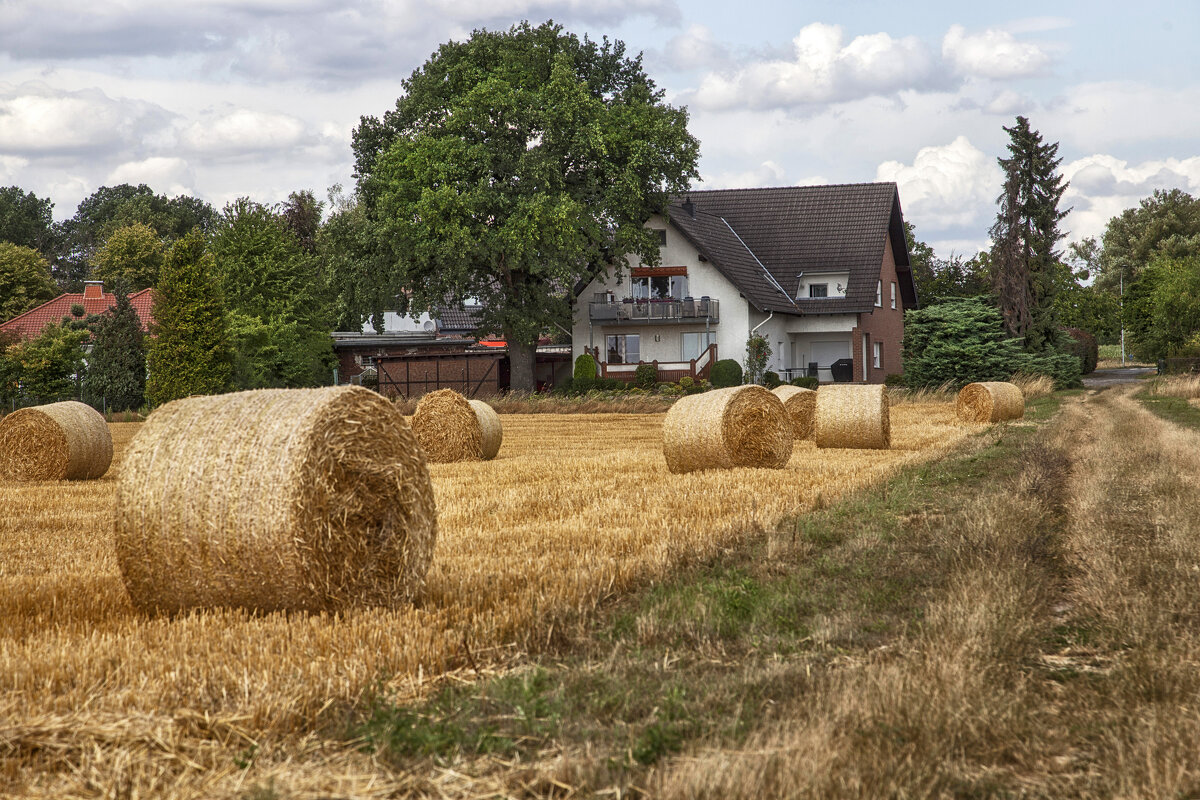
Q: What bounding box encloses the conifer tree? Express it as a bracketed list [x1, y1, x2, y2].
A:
[83, 286, 146, 411]
[989, 116, 1069, 351]
[146, 231, 233, 405]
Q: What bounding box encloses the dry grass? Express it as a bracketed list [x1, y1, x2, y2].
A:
[1146, 373, 1200, 399]
[1011, 373, 1056, 400]
[0, 402, 969, 797]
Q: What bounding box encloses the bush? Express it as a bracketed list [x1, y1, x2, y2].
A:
[1016, 350, 1083, 389]
[762, 370, 782, 388]
[902, 298, 1032, 388]
[883, 373, 907, 388]
[634, 363, 658, 390]
[789, 376, 818, 390]
[1063, 327, 1098, 374]
[678, 376, 694, 389]
[710, 359, 743, 388]
[596, 377, 623, 391]
[573, 353, 597, 392]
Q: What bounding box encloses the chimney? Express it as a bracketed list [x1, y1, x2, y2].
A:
[83, 280, 104, 300]
[681, 197, 695, 218]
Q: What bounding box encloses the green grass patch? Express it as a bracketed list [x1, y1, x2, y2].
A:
[1136, 391, 1200, 432]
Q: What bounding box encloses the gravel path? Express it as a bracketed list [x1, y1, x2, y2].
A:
[1082, 367, 1157, 388]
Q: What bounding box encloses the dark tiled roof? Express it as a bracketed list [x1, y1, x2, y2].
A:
[666, 183, 916, 314]
[0, 287, 154, 340]
[435, 304, 483, 333]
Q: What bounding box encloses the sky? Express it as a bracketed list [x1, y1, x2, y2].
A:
[1, 0, 1198, 259]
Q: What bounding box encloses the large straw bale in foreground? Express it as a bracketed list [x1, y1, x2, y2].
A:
[663, 385, 793, 474]
[771, 385, 817, 440]
[0, 401, 112, 481]
[114, 386, 437, 614]
[411, 389, 502, 462]
[957, 381, 1025, 423]
[814, 384, 891, 450]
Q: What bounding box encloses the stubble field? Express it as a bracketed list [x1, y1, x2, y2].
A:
[0, 400, 972, 797]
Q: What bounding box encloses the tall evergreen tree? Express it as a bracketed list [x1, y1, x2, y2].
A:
[146, 231, 234, 405]
[83, 287, 146, 412]
[988, 116, 1069, 352]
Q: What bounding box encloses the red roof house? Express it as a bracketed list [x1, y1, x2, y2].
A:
[0, 281, 154, 341]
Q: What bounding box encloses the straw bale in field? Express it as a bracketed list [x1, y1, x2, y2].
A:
[771, 385, 816, 440]
[956, 381, 1025, 423]
[0, 401, 112, 481]
[814, 384, 891, 450]
[663, 385, 793, 473]
[411, 389, 502, 462]
[113, 386, 437, 614]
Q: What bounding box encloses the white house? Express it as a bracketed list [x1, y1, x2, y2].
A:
[571, 183, 918, 384]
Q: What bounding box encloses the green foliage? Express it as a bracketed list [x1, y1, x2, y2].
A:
[279, 190, 323, 253]
[710, 359, 742, 388]
[883, 373, 907, 388]
[82, 288, 146, 411]
[91, 222, 165, 292]
[573, 353, 597, 392]
[634, 363, 657, 390]
[678, 376, 694, 389]
[904, 222, 989, 305]
[353, 21, 700, 390]
[743, 334, 770, 385]
[9, 322, 87, 401]
[1017, 350, 1082, 389]
[0, 185, 54, 253]
[146, 232, 234, 405]
[54, 183, 215, 291]
[1063, 327, 1098, 375]
[317, 186, 401, 332]
[790, 376, 819, 389]
[0, 242, 58, 322]
[0, 331, 19, 404]
[1125, 254, 1200, 361]
[989, 116, 1068, 352]
[1095, 188, 1200, 293]
[762, 370, 781, 388]
[902, 298, 1031, 388]
[210, 198, 335, 388]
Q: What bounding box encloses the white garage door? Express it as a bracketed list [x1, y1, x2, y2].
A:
[811, 340, 850, 366]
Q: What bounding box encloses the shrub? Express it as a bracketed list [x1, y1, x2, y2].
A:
[883, 373, 907, 388]
[710, 359, 743, 388]
[1063, 327, 1098, 374]
[634, 363, 658, 390]
[789, 376, 818, 390]
[678, 376, 694, 389]
[596, 377, 623, 391]
[573, 353, 597, 393]
[762, 370, 782, 388]
[1015, 350, 1083, 389]
[902, 298, 1032, 388]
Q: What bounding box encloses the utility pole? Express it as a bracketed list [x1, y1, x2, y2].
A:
[1120, 268, 1126, 367]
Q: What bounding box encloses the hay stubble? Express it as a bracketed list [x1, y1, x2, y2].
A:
[0, 401, 967, 797]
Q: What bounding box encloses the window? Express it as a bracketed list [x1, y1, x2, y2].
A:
[681, 332, 715, 361]
[606, 334, 640, 364]
[876, 280, 883, 307]
[873, 342, 882, 369]
[632, 274, 687, 300]
[808, 283, 828, 298]
[651, 229, 667, 246]
[890, 281, 897, 309]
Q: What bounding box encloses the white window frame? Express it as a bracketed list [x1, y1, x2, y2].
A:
[890, 282, 897, 309]
[875, 280, 882, 307]
[873, 341, 882, 369]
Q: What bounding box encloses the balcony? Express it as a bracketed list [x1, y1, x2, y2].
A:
[588, 297, 719, 325]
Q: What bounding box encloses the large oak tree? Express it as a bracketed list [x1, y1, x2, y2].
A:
[352, 21, 700, 391]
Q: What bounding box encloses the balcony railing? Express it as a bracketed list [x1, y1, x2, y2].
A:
[588, 297, 719, 324]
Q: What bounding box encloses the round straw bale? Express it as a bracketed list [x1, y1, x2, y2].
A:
[0, 401, 112, 481]
[814, 384, 891, 450]
[411, 389, 502, 462]
[771, 385, 817, 440]
[956, 381, 1025, 423]
[113, 386, 437, 614]
[662, 384, 793, 474]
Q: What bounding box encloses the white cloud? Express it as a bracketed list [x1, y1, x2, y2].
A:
[984, 88, 1033, 116]
[1059, 153, 1200, 242]
[0, 83, 171, 155]
[876, 136, 1004, 229]
[662, 24, 729, 71]
[178, 109, 307, 155]
[942, 24, 1052, 79]
[690, 23, 937, 111]
[703, 160, 787, 189]
[106, 157, 196, 197]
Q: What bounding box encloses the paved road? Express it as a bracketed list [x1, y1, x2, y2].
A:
[1082, 367, 1157, 388]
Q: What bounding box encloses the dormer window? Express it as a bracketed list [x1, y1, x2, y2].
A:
[808, 283, 828, 298]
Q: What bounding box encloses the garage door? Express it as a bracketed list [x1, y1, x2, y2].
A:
[811, 340, 850, 366]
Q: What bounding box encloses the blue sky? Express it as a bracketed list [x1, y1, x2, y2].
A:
[1, 0, 1197, 258]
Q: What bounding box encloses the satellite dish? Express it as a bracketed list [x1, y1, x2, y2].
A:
[423, 320, 436, 332]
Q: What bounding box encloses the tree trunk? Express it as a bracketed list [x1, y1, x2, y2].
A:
[507, 335, 537, 393]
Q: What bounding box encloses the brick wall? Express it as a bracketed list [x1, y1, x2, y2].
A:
[852, 235, 906, 384]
